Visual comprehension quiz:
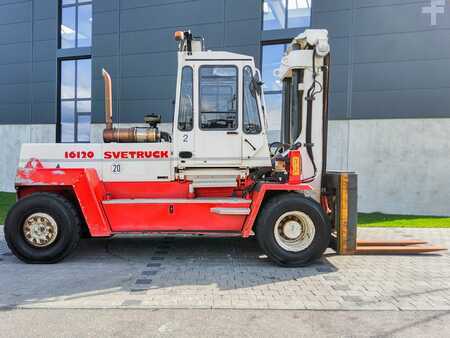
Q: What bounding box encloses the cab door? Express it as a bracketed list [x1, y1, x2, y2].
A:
[193, 65, 242, 166]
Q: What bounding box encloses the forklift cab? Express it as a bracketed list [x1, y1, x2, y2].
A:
[172, 33, 271, 170]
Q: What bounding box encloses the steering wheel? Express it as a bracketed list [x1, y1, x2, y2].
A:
[269, 142, 289, 157]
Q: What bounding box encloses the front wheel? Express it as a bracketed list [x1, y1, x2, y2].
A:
[4, 193, 81, 264]
[256, 193, 330, 267]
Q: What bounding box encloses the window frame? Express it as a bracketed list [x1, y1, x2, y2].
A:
[56, 56, 92, 143]
[177, 66, 194, 132]
[198, 65, 239, 132]
[59, 0, 93, 49]
[242, 66, 262, 135]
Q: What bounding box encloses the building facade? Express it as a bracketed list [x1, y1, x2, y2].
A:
[0, 0, 449, 216]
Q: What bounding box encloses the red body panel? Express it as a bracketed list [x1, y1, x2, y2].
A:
[16, 166, 111, 236]
[15, 165, 313, 237]
[103, 200, 250, 232]
[242, 183, 313, 237]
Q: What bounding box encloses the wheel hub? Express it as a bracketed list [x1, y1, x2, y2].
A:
[274, 211, 316, 252]
[282, 221, 302, 239]
[23, 213, 58, 247]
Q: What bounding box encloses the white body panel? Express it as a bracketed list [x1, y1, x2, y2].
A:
[19, 143, 174, 182]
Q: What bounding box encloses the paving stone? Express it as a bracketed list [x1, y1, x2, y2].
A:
[146, 263, 162, 268]
[151, 257, 164, 261]
[121, 300, 142, 306]
[141, 270, 158, 276]
[0, 226, 449, 311]
[135, 279, 152, 285]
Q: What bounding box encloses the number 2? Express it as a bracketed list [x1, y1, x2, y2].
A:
[183, 134, 188, 143]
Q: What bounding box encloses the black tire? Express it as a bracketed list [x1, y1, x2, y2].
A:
[255, 193, 330, 267]
[4, 193, 81, 264]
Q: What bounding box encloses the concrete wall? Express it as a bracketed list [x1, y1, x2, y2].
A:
[0, 124, 55, 192]
[327, 118, 450, 216]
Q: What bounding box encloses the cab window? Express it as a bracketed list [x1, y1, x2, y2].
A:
[199, 66, 238, 130]
[243, 66, 262, 134]
[178, 66, 193, 131]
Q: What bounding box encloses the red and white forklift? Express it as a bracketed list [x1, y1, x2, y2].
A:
[5, 30, 441, 266]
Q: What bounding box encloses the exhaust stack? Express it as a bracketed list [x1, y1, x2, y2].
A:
[101, 69, 170, 143]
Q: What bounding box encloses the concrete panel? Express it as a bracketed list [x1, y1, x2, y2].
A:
[327, 120, 349, 171]
[93, 10, 119, 35]
[92, 34, 119, 57]
[354, 2, 450, 36]
[312, 0, 353, 12]
[31, 102, 56, 124]
[328, 92, 348, 120]
[0, 21, 31, 45]
[33, 40, 56, 62]
[33, 18, 57, 41]
[347, 118, 450, 216]
[121, 52, 177, 77]
[93, 0, 119, 13]
[225, 19, 261, 47]
[121, 0, 192, 10]
[33, 0, 57, 20]
[120, 0, 224, 32]
[0, 83, 30, 104]
[312, 9, 352, 38]
[352, 88, 450, 119]
[353, 30, 450, 64]
[32, 82, 55, 103]
[225, 0, 259, 21]
[118, 76, 176, 100]
[0, 103, 30, 124]
[0, 1, 31, 25]
[32, 61, 56, 83]
[0, 124, 55, 192]
[0, 42, 31, 64]
[119, 99, 174, 123]
[0, 63, 31, 85]
[353, 59, 450, 92]
[119, 24, 224, 55]
[329, 37, 350, 65]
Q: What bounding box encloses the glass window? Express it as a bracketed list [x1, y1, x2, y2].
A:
[263, 0, 311, 31]
[60, 58, 92, 143]
[262, 44, 288, 142]
[265, 94, 282, 143]
[262, 44, 287, 92]
[243, 66, 262, 135]
[263, 0, 286, 30]
[199, 66, 238, 130]
[178, 67, 194, 131]
[60, 0, 92, 49]
[288, 0, 312, 28]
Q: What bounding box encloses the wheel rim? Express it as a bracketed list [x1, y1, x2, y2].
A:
[273, 211, 315, 252]
[22, 213, 58, 248]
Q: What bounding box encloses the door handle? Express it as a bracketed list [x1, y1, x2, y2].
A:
[227, 131, 239, 135]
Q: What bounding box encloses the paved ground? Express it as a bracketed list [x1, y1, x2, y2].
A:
[0, 309, 449, 337]
[0, 226, 449, 311]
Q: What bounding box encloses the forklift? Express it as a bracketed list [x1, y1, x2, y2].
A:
[4, 30, 444, 266]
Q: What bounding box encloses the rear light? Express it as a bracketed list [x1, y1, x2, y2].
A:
[288, 150, 302, 184]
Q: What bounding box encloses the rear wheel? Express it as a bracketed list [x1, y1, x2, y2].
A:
[4, 193, 81, 264]
[256, 193, 330, 267]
